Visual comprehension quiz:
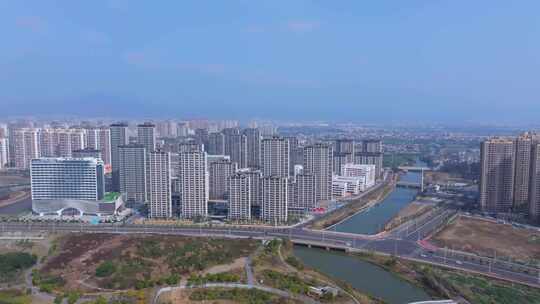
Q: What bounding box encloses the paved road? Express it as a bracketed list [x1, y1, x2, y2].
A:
[2, 221, 539, 288]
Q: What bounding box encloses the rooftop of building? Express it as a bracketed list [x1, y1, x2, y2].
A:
[103, 192, 121, 202]
[32, 157, 103, 163]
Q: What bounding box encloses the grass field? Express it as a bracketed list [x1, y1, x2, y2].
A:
[0, 289, 32, 304]
[432, 268, 540, 304]
[431, 216, 540, 263]
[38, 233, 258, 292]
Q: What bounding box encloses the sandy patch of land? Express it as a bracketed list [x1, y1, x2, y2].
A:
[431, 216, 540, 262]
[203, 257, 246, 275]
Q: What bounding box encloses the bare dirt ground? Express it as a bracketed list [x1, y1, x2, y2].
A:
[203, 257, 246, 275]
[431, 216, 540, 262]
[424, 171, 470, 185]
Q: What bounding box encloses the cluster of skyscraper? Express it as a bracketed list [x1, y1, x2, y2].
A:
[1, 121, 382, 223]
[1, 125, 111, 170]
[480, 133, 540, 222]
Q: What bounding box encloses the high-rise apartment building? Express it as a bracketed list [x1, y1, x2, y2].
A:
[137, 122, 156, 153]
[290, 173, 316, 212]
[237, 168, 262, 210]
[155, 120, 178, 138]
[179, 141, 204, 153]
[209, 159, 237, 200]
[529, 143, 540, 223]
[194, 128, 209, 148]
[332, 152, 353, 175]
[148, 151, 172, 218]
[513, 133, 536, 209]
[261, 136, 290, 178]
[110, 123, 128, 191]
[479, 138, 515, 213]
[224, 133, 247, 169]
[262, 176, 288, 223]
[228, 173, 251, 221]
[243, 128, 261, 169]
[86, 127, 112, 166]
[176, 122, 189, 137]
[39, 128, 86, 158]
[335, 139, 355, 155]
[284, 137, 299, 176]
[179, 151, 208, 218]
[303, 144, 333, 202]
[362, 140, 383, 153]
[208, 132, 225, 155]
[13, 128, 40, 169]
[354, 152, 383, 179]
[0, 138, 8, 169]
[119, 144, 147, 203]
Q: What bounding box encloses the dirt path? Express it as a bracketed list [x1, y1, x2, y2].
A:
[203, 257, 246, 275]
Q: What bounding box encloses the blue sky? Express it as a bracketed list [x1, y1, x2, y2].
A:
[1, 1, 539, 123]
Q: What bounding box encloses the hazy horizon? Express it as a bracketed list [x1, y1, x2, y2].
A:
[2, 1, 540, 123]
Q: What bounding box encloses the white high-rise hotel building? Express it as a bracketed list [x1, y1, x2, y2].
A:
[31, 158, 105, 201]
[29, 157, 123, 217]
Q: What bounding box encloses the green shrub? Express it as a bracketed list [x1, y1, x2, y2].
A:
[95, 261, 116, 277]
[285, 256, 304, 270]
[0, 252, 37, 282]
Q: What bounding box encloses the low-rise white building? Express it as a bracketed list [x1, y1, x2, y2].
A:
[332, 176, 365, 197]
[342, 163, 376, 188]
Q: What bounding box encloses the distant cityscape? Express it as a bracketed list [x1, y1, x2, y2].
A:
[0, 120, 383, 224]
[2, 119, 540, 226]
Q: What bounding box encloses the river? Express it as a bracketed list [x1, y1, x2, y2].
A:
[295, 159, 432, 303]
